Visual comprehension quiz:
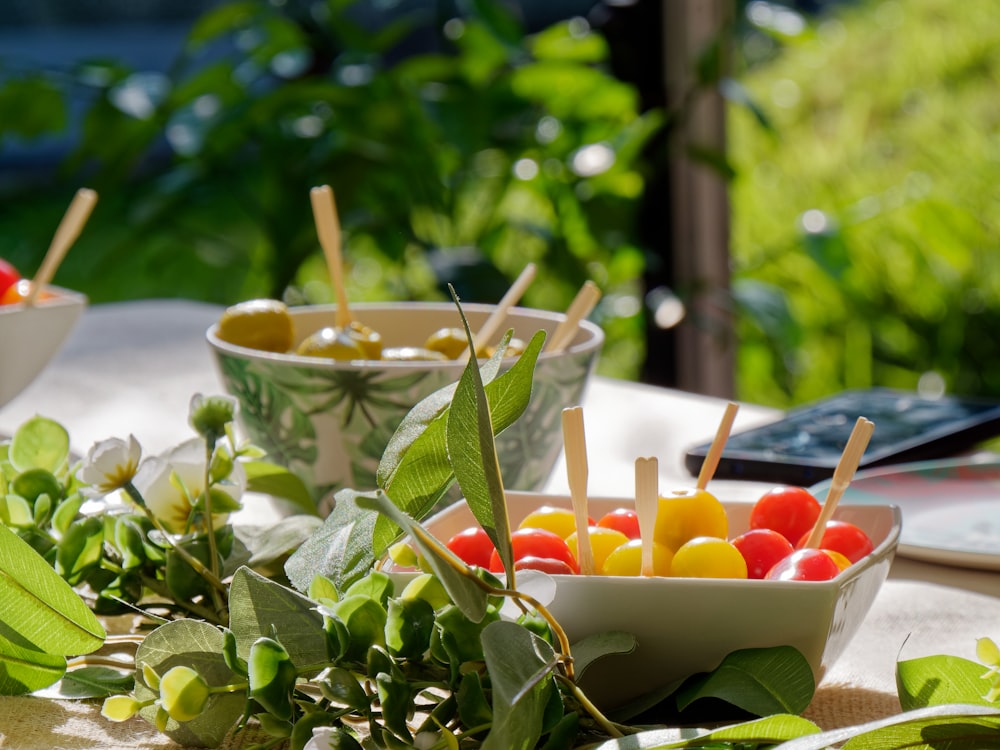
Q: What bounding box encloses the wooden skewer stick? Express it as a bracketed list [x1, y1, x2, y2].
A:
[547, 280, 601, 353]
[803, 417, 875, 549]
[696, 401, 740, 490]
[461, 262, 536, 362]
[26, 187, 98, 306]
[310, 185, 352, 329]
[634, 456, 659, 577]
[562, 406, 596, 575]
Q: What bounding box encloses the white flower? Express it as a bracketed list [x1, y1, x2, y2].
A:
[133, 438, 245, 534]
[78, 435, 143, 497]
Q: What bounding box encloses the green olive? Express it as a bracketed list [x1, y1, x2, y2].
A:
[423, 327, 469, 359]
[296, 326, 366, 360]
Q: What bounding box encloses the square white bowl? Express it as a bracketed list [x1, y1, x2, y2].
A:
[392, 490, 901, 711]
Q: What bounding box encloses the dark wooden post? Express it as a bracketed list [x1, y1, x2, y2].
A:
[663, 0, 735, 399]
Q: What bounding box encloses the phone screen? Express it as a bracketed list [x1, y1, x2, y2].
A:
[685, 388, 1000, 485]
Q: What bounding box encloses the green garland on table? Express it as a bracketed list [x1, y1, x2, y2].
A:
[1, 304, 1000, 749]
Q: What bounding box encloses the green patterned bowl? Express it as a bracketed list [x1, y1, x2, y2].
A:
[206, 302, 603, 504]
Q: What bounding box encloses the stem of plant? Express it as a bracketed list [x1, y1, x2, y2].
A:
[412, 526, 574, 678]
[555, 675, 625, 739]
[200, 438, 225, 618]
[122, 482, 228, 597]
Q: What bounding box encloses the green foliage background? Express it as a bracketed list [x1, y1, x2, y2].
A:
[4, 0, 1000, 406]
[730, 0, 1000, 406]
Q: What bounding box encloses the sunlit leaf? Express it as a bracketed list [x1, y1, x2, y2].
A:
[588, 713, 821, 749]
[0, 524, 105, 657]
[9, 417, 70, 474]
[243, 461, 317, 515]
[897, 655, 996, 710]
[0, 635, 66, 695]
[772, 704, 1000, 750]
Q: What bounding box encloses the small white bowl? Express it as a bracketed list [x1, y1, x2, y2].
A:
[0, 287, 87, 407]
[207, 302, 604, 502]
[394, 491, 901, 711]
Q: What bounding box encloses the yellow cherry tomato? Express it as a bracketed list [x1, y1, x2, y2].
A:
[566, 527, 630, 575]
[518, 506, 581, 539]
[822, 549, 853, 571]
[670, 536, 748, 579]
[654, 487, 728, 553]
[601, 538, 674, 576]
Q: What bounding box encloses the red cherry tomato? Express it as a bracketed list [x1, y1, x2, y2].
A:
[749, 486, 822, 545]
[596, 507, 641, 540]
[488, 528, 580, 574]
[0, 279, 55, 305]
[731, 528, 794, 579]
[0, 258, 20, 299]
[445, 526, 495, 569]
[796, 520, 874, 563]
[765, 548, 841, 581]
[514, 556, 576, 575]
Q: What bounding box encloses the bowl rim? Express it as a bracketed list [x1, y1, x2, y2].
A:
[0, 285, 88, 315]
[205, 300, 605, 369]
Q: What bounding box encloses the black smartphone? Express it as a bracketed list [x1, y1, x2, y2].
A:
[684, 387, 1000, 485]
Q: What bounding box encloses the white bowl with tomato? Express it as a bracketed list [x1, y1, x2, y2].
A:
[388, 487, 901, 711]
[0, 258, 87, 407]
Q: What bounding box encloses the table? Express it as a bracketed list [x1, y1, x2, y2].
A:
[1, 300, 998, 749]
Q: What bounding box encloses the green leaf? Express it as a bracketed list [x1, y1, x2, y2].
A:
[286, 328, 542, 594]
[771, 705, 1000, 750]
[134, 619, 245, 747]
[243, 460, 318, 515]
[56, 516, 104, 586]
[9, 418, 70, 473]
[588, 714, 821, 749]
[234, 515, 323, 571]
[480, 620, 557, 750]
[11, 468, 62, 504]
[456, 671, 493, 729]
[354, 491, 489, 623]
[332, 595, 387, 662]
[674, 646, 815, 717]
[0, 524, 105, 657]
[376, 671, 414, 743]
[447, 325, 518, 579]
[284, 491, 379, 594]
[228, 566, 327, 672]
[0, 494, 33, 527]
[0, 634, 66, 695]
[897, 654, 996, 710]
[320, 666, 370, 711]
[33, 666, 134, 699]
[570, 631, 637, 680]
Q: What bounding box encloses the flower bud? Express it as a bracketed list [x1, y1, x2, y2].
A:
[101, 694, 142, 722]
[159, 665, 211, 722]
[189, 394, 236, 443]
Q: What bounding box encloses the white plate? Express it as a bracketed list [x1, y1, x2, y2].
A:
[811, 456, 1000, 571]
